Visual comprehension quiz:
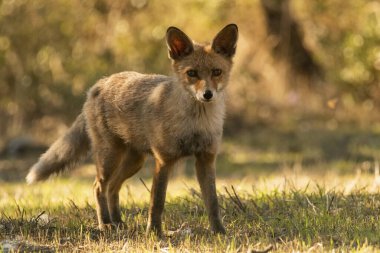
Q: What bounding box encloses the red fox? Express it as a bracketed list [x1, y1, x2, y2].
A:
[27, 24, 238, 236]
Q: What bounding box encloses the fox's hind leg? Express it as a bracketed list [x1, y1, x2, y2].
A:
[107, 148, 145, 225]
[93, 143, 124, 230]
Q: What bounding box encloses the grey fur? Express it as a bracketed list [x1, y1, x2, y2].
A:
[26, 114, 90, 183]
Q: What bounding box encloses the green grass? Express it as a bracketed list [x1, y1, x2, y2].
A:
[2, 170, 380, 252]
[3, 124, 380, 252]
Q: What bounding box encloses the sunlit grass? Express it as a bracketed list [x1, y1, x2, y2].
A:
[3, 124, 380, 252]
[2, 165, 380, 252]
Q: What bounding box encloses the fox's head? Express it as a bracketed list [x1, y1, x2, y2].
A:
[166, 24, 238, 103]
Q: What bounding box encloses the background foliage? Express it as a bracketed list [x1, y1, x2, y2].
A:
[1, 0, 380, 139]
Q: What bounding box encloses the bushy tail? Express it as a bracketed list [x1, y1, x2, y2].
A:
[26, 113, 90, 183]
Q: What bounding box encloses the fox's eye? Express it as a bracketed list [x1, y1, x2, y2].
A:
[211, 69, 222, 77]
[186, 69, 198, 78]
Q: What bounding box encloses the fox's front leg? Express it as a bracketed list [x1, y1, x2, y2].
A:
[195, 152, 226, 234]
[146, 159, 174, 236]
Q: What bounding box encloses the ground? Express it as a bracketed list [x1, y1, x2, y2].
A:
[2, 123, 380, 252]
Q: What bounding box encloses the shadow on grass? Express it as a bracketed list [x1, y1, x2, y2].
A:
[2, 124, 380, 182]
[218, 124, 380, 175]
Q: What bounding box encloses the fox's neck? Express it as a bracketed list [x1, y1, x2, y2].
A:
[189, 93, 226, 119]
[171, 79, 226, 133]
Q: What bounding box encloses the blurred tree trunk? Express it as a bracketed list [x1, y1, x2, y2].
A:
[261, 0, 322, 84]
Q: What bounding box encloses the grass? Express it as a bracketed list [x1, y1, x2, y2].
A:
[2, 168, 380, 252]
[2, 123, 380, 252]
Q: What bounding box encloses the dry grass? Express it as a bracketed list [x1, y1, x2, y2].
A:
[2, 164, 380, 252]
[3, 124, 380, 252]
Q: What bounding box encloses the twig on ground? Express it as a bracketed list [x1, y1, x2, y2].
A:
[305, 196, 318, 214]
[224, 186, 246, 213]
[139, 177, 151, 193]
[327, 195, 335, 213]
[231, 185, 247, 212]
[33, 211, 46, 223]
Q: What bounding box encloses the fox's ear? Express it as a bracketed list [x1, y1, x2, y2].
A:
[166, 27, 194, 60]
[212, 24, 238, 58]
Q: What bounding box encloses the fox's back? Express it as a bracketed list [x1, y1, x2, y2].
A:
[83, 71, 224, 157]
[84, 71, 169, 148]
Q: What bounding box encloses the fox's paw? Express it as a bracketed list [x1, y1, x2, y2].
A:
[211, 223, 226, 235]
[98, 223, 114, 231]
[146, 224, 164, 238]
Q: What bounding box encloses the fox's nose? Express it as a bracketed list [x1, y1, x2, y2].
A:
[203, 90, 213, 100]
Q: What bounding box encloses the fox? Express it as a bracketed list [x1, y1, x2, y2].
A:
[26, 24, 238, 236]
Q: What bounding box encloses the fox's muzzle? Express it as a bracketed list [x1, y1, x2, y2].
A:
[203, 90, 213, 101]
[196, 88, 216, 102]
